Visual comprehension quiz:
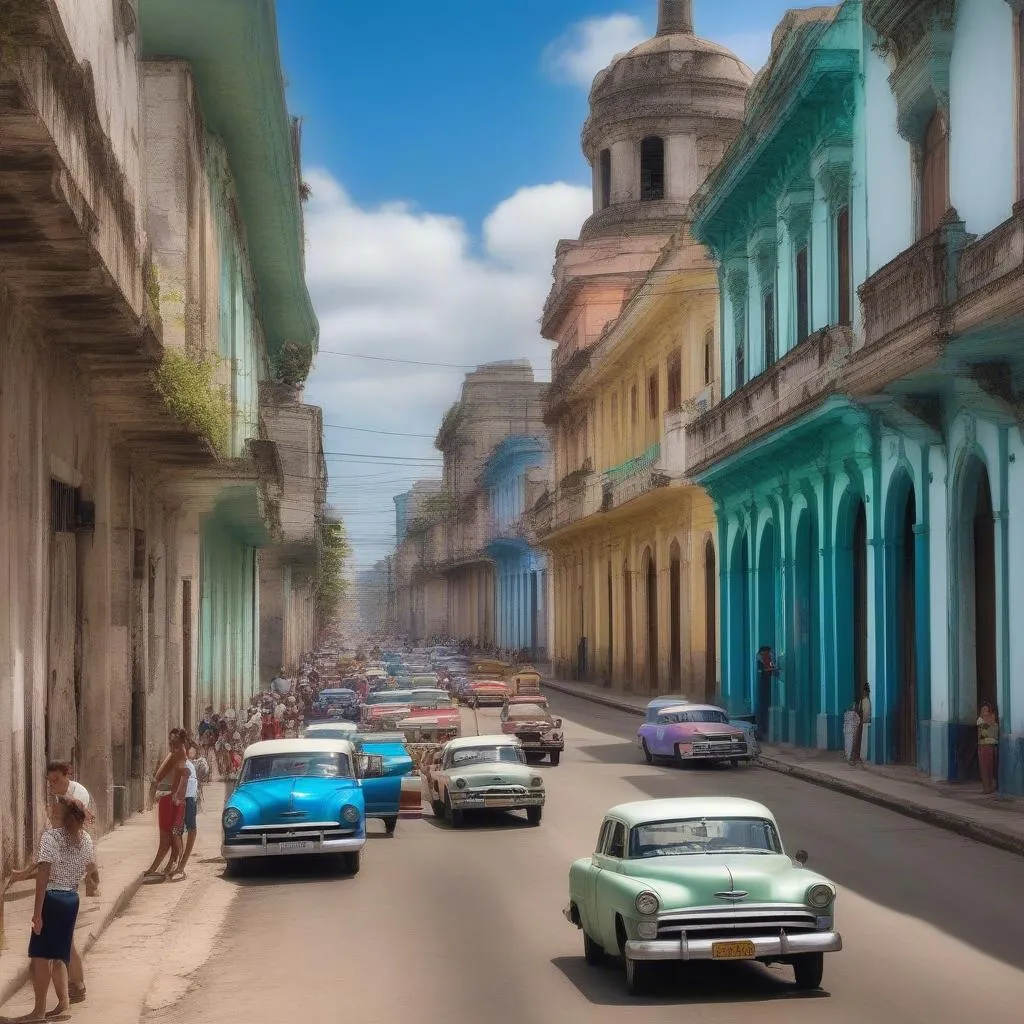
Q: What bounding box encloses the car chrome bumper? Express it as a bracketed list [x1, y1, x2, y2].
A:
[624, 931, 842, 961]
[221, 835, 366, 859]
[449, 794, 545, 809]
[519, 741, 564, 750]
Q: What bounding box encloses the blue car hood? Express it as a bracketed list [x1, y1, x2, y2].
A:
[228, 776, 363, 825]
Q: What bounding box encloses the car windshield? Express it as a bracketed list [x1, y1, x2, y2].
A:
[240, 752, 353, 783]
[629, 817, 782, 858]
[658, 709, 728, 725]
[320, 691, 356, 703]
[303, 727, 355, 739]
[507, 704, 550, 720]
[450, 746, 525, 767]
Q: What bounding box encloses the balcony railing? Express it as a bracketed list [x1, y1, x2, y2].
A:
[601, 443, 666, 511]
[685, 325, 852, 476]
[531, 473, 602, 539]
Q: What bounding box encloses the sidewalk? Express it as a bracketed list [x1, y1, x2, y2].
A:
[542, 674, 1024, 858]
[0, 784, 227, 1012]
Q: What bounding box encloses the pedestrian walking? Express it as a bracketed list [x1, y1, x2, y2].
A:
[169, 752, 200, 881]
[11, 796, 98, 1023]
[142, 728, 189, 882]
[978, 701, 999, 794]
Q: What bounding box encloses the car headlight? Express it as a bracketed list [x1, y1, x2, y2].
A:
[454, 777, 467, 789]
[531, 776, 543, 788]
[222, 808, 242, 831]
[806, 883, 835, 909]
[635, 891, 660, 915]
[341, 804, 360, 823]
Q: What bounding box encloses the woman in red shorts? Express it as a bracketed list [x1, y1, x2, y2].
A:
[142, 729, 189, 882]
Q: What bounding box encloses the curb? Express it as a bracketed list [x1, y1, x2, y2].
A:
[543, 677, 1024, 860]
[759, 755, 1024, 859]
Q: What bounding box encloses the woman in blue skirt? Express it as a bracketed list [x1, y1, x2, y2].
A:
[16, 796, 99, 1022]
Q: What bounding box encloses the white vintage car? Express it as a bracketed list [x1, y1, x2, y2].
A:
[421, 735, 545, 828]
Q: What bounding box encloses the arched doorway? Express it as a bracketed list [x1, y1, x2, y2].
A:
[794, 506, 820, 747]
[606, 562, 614, 683]
[757, 522, 778, 732]
[669, 541, 682, 689]
[730, 531, 751, 712]
[852, 500, 869, 709]
[955, 454, 997, 738]
[704, 539, 717, 701]
[645, 550, 658, 692]
[623, 559, 634, 685]
[888, 474, 918, 765]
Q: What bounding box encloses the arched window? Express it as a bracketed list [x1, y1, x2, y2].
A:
[599, 149, 612, 209]
[640, 136, 665, 201]
[920, 110, 949, 237]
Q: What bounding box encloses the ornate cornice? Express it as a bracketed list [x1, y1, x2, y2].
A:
[812, 140, 854, 207]
[777, 186, 815, 243]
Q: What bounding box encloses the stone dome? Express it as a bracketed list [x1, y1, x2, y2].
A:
[578, 0, 753, 240]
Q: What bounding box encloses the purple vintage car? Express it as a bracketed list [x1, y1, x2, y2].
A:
[637, 704, 752, 766]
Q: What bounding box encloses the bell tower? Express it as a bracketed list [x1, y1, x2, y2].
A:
[657, 0, 693, 35]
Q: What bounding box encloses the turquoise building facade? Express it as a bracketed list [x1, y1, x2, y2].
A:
[687, 0, 1024, 793]
[483, 436, 549, 659]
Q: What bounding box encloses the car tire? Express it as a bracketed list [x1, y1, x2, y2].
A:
[730, 758, 740, 768]
[549, 751, 561, 766]
[526, 805, 542, 826]
[792, 952, 824, 990]
[223, 858, 246, 879]
[641, 740, 653, 765]
[583, 930, 604, 966]
[384, 815, 398, 835]
[445, 795, 464, 829]
[342, 850, 361, 876]
[624, 954, 656, 996]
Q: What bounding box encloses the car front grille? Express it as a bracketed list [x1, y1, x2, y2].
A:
[656, 904, 818, 941]
[472, 785, 529, 797]
[228, 823, 355, 846]
[518, 732, 542, 742]
[690, 737, 747, 754]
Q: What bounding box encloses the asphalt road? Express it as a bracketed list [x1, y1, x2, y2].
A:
[146, 692, 1024, 1024]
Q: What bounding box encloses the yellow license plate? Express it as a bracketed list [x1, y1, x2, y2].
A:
[711, 941, 756, 960]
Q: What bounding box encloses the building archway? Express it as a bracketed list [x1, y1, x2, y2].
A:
[757, 521, 778, 732]
[669, 541, 682, 689]
[886, 470, 918, 765]
[704, 538, 717, 701]
[954, 452, 997, 735]
[729, 530, 751, 712]
[645, 548, 659, 692]
[836, 491, 869, 721]
[623, 558, 634, 685]
[793, 504, 820, 747]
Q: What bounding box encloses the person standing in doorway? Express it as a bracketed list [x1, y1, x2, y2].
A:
[755, 647, 777, 741]
[977, 701, 999, 794]
[851, 683, 871, 765]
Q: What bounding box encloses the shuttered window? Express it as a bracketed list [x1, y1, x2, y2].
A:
[920, 111, 949, 237]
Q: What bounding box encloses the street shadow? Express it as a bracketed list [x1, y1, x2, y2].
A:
[421, 810, 536, 833]
[577, 742, 644, 765]
[551, 955, 830, 1006]
[221, 856, 359, 888]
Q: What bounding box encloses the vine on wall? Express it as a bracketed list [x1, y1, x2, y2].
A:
[317, 518, 351, 621]
[154, 349, 231, 455]
[274, 339, 313, 386]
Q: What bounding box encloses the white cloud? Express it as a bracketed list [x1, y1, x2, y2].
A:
[301, 170, 591, 566]
[718, 30, 774, 72]
[542, 14, 647, 88]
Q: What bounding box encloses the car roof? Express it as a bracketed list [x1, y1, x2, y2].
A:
[354, 732, 407, 745]
[243, 738, 355, 757]
[303, 722, 357, 733]
[646, 695, 691, 708]
[445, 734, 520, 750]
[656, 703, 725, 715]
[605, 797, 775, 827]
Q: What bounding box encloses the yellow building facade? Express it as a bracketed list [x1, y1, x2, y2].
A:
[532, 0, 751, 697]
[537, 241, 721, 698]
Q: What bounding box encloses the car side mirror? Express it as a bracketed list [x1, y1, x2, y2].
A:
[358, 754, 385, 779]
[794, 849, 808, 865]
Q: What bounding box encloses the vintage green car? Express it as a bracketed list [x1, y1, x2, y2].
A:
[564, 797, 841, 995]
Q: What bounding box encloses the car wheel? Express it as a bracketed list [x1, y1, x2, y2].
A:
[526, 805, 542, 826]
[445, 795, 464, 829]
[342, 850, 361, 876]
[730, 758, 739, 768]
[549, 751, 561, 766]
[583, 930, 604, 966]
[223, 858, 246, 879]
[641, 740, 653, 765]
[792, 952, 824, 990]
[624, 954, 656, 996]
[384, 815, 398, 836]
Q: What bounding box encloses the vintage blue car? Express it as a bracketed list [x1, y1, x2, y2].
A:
[351, 732, 419, 832]
[221, 738, 383, 876]
[308, 687, 360, 722]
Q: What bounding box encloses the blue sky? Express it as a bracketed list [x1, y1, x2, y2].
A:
[273, 1, 809, 568]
